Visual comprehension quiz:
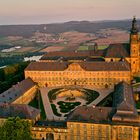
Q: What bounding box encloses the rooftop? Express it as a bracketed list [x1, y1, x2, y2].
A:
[105, 43, 130, 58]
[68, 82, 140, 125]
[25, 61, 130, 72]
[67, 106, 112, 123]
[40, 43, 130, 61]
[112, 82, 139, 123]
[0, 78, 36, 103]
[113, 82, 135, 110]
[40, 50, 104, 60]
[0, 104, 40, 120]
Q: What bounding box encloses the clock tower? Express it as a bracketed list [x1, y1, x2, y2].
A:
[130, 17, 140, 74]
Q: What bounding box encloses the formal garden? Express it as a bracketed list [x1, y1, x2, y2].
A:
[48, 87, 100, 117]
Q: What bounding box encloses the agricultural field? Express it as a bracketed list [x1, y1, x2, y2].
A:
[60, 31, 95, 51]
[78, 46, 89, 51]
[0, 37, 16, 45]
[14, 47, 35, 53]
[0, 36, 46, 57]
[40, 46, 64, 52]
[98, 45, 108, 50]
[95, 28, 129, 46]
[0, 28, 130, 58]
[0, 36, 31, 46]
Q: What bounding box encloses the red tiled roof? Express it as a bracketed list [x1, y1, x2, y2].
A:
[105, 43, 130, 58]
[25, 61, 130, 71]
[0, 78, 36, 103]
[40, 50, 104, 60]
[112, 82, 139, 123]
[68, 106, 112, 122]
[0, 104, 40, 120]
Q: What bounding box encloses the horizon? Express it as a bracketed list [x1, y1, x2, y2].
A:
[0, 18, 139, 26]
[0, 0, 140, 25]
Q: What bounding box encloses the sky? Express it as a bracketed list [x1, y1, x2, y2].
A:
[0, 0, 140, 25]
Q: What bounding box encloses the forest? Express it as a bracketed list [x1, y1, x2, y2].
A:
[0, 61, 30, 93]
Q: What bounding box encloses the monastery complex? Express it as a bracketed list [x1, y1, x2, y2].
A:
[0, 17, 140, 140]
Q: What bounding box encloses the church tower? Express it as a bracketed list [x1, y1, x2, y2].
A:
[130, 17, 140, 74]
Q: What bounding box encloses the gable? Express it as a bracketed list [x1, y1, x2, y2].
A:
[65, 63, 84, 71]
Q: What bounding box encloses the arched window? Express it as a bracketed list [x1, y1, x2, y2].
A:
[46, 133, 54, 140]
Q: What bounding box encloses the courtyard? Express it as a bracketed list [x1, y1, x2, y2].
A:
[40, 86, 113, 121]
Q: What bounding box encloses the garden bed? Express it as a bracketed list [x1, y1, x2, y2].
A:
[57, 101, 81, 113]
[51, 104, 61, 117]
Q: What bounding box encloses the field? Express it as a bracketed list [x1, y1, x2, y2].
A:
[0, 28, 129, 57]
[13, 47, 35, 52]
[0, 37, 14, 45]
[40, 46, 64, 52]
[60, 31, 95, 51]
[78, 46, 89, 51]
[0, 37, 31, 46]
[98, 45, 108, 50]
[95, 28, 129, 46]
[0, 36, 46, 58]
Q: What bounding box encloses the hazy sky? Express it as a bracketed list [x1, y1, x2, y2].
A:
[0, 0, 140, 25]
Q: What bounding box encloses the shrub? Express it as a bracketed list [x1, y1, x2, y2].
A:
[51, 104, 61, 117]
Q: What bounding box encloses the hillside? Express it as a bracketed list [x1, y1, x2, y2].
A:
[0, 20, 139, 37]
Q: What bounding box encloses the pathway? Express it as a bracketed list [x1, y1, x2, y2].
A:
[40, 87, 65, 121]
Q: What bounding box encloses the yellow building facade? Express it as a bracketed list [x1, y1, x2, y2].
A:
[25, 62, 131, 88]
[12, 85, 37, 104]
[31, 121, 139, 140]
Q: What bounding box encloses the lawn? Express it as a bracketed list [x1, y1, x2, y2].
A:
[28, 96, 38, 108]
[134, 77, 140, 83]
[28, 93, 46, 120]
[48, 88, 62, 101]
[97, 92, 113, 107]
[83, 89, 99, 104]
[98, 45, 108, 50]
[78, 46, 89, 51]
[136, 100, 140, 109]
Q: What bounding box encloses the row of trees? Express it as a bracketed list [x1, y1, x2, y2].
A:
[0, 56, 23, 66]
[0, 44, 13, 51]
[0, 51, 44, 66]
[0, 117, 32, 140]
[0, 61, 30, 93]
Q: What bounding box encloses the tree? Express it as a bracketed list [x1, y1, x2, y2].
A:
[0, 69, 5, 81]
[0, 117, 32, 140]
[0, 61, 29, 94]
